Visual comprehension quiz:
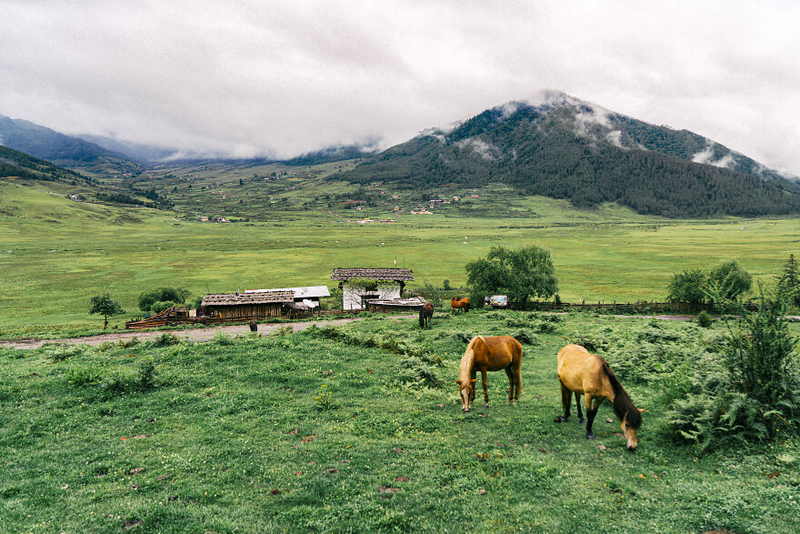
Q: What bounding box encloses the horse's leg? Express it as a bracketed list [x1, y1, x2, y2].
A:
[481, 368, 489, 408]
[469, 370, 476, 409]
[555, 382, 572, 422]
[585, 395, 604, 440]
[505, 366, 514, 403]
[515, 358, 522, 404]
[575, 393, 585, 424]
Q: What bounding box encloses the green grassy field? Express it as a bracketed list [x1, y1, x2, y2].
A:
[3, 178, 800, 337]
[1, 311, 797, 532]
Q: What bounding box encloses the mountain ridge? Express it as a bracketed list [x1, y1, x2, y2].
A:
[334, 92, 800, 217]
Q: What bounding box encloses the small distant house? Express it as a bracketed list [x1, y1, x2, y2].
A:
[245, 286, 330, 309]
[331, 268, 414, 311]
[201, 290, 294, 319]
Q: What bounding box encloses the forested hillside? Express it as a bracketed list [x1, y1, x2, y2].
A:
[337, 94, 800, 218]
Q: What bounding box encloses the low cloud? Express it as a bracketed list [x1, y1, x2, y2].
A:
[0, 1, 798, 174]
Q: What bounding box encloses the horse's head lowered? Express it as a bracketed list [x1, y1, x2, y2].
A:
[454, 378, 477, 412]
[621, 408, 645, 451]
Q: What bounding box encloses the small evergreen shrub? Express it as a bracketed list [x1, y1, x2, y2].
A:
[697, 310, 713, 328]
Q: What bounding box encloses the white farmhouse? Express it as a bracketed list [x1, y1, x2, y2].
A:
[331, 268, 414, 311]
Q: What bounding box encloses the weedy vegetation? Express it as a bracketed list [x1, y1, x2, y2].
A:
[1, 310, 798, 532]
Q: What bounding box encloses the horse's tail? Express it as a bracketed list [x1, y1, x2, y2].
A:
[602, 360, 641, 428]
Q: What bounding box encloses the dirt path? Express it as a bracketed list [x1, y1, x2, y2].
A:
[0, 316, 414, 350]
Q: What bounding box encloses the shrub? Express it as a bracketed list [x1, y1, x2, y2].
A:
[151, 301, 177, 314]
[511, 329, 537, 345]
[151, 333, 180, 347]
[212, 332, 235, 345]
[667, 268, 708, 304]
[96, 341, 116, 352]
[66, 366, 103, 387]
[443, 279, 452, 290]
[138, 287, 191, 312]
[708, 260, 752, 301]
[697, 310, 713, 328]
[118, 337, 140, 348]
[421, 280, 443, 307]
[44, 344, 85, 363]
[397, 356, 441, 388]
[666, 288, 800, 449]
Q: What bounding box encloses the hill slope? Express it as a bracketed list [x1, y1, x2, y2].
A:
[338, 93, 800, 218]
[0, 115, 141, 174]
[0, 145, 168, 209]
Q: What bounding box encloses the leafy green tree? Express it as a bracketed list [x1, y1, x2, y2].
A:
[667, 268, 708, 304]
[89, 293, 125, 330]
[707, 260, 752, 301]
[138, 287, 191, 312]
[466, 245, 558, 309]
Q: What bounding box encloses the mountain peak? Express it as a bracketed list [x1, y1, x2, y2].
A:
[339, 93, 800, 218]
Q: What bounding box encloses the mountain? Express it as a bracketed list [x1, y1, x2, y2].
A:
[0, 145, 169, 209]
[0, 115, 141, 174]
[77, 133, 180, 162]
[337, 92, 800, 218]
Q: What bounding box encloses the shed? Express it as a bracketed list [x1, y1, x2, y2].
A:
[201, 290, 294, 319]
[331, 268, 414, 311]
[245, 286, 330, 309]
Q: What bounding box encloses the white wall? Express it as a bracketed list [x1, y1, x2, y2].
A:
[342, 282, 401, 310]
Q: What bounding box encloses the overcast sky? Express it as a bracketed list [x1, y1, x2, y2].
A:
[2, 0, 799, 174]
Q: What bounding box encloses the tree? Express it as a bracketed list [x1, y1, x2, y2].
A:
[466, 245, 558, 309]
[667, 268, 708, 305]
[138, 287, 191, 312]
[707, 260, 752, 301]
[777, 254, 800, 307]
[89, 293, 124, 330]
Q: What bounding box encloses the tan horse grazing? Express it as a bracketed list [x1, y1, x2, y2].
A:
[555, 344, 644, 451]
[451, 297, 470, 313]
[455, 336, 522, 412]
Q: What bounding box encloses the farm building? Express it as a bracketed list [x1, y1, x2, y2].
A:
[201, 290, 294, 319]
[245, 286, 330, 309]
[331, 268, 414, 311]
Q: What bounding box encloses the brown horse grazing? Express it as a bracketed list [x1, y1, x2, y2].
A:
[419, 302, 434, 329]
[455, 336, 523, 412]
[555, 344, 644, 451]
[451, 297, 470, 313]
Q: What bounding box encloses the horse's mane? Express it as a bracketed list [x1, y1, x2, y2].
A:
[459, 336, 483, 381]
[601, 359, 642, 429]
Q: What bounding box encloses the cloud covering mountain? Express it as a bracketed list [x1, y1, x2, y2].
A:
[1, 1, 799, 175]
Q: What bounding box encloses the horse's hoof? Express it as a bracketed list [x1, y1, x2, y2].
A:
[586, 434, 595, 440]
[554, 416, 567, 423]
[483, 403, 489, 408]
[579, 418, 586, 424]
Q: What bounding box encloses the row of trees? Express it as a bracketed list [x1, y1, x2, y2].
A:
[667, 255, 800, 307]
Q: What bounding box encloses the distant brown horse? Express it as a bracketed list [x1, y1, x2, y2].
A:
[419, 302, 434, 329]
[455, 335, 522, 412]
[451, 297, 470, 313]
[555, 344, 644, 451]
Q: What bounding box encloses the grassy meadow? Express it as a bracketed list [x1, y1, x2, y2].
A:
[1, 311, 798, 532]
[3, 177, 800, 338]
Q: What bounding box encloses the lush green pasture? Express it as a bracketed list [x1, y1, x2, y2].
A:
[3, 179, 800, 337]
[1, 312, 797, 532]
